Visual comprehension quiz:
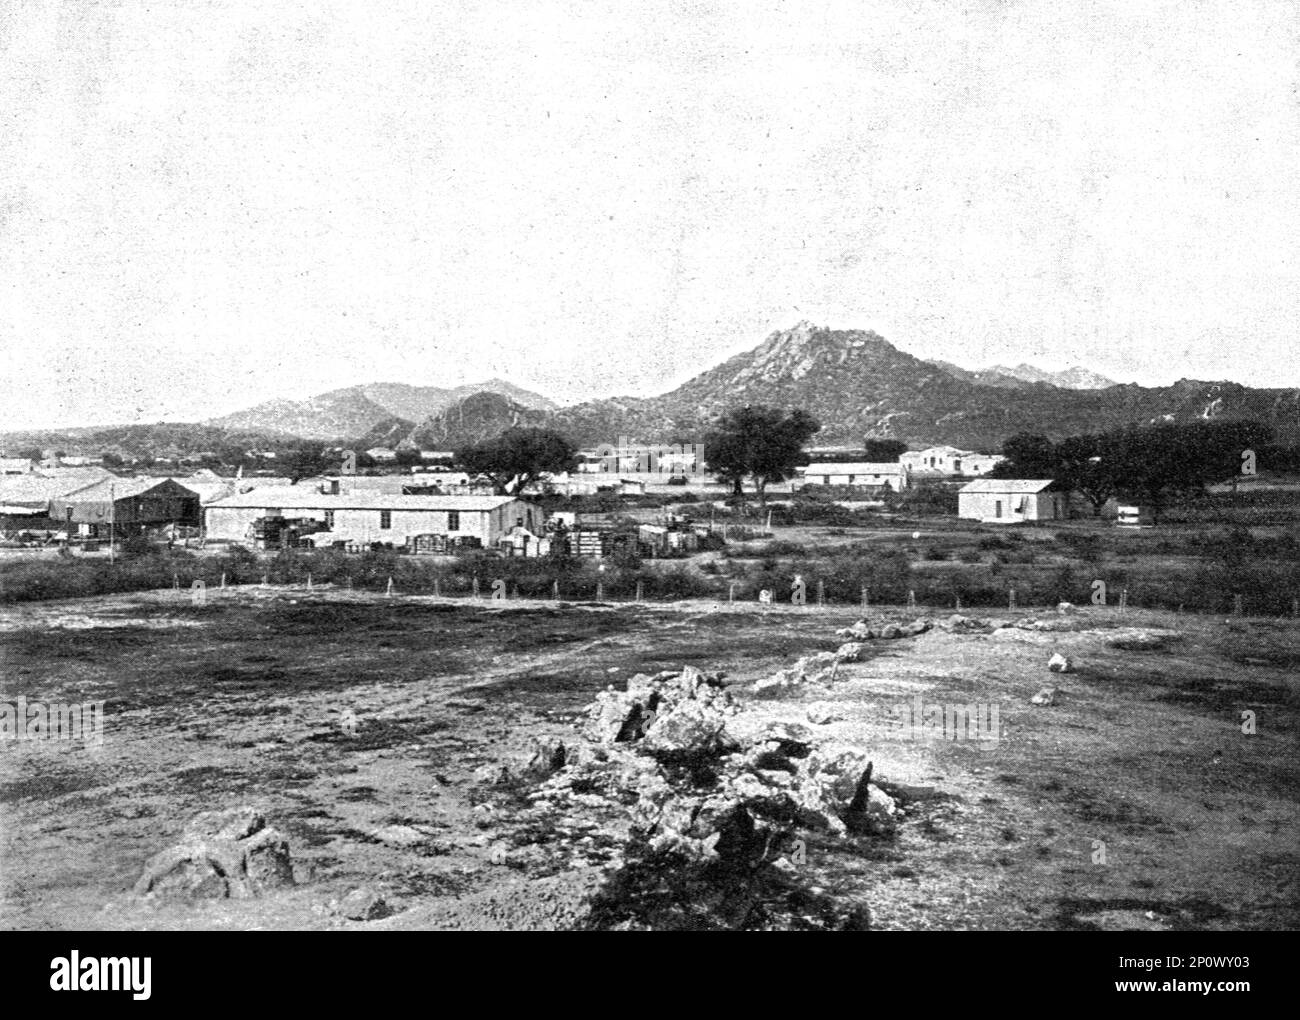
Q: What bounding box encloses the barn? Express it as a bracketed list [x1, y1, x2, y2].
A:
[49, 477, 202, 537]
[957, 479, 1064, 523]
[203, 489, 539, 550]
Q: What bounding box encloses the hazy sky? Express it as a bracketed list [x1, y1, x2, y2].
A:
[2, 0, 1297, 430]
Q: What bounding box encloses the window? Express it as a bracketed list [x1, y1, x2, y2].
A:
[447, 510, 460, 532]
[995, 500, 1003, 518]
[65, 506, 73, 522]
[324, 511, 334, 528]
[379, 510, 392, 530]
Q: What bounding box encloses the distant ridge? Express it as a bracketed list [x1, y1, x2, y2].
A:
[208, 380, 557, 441]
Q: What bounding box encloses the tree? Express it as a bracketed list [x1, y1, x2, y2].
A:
[705, 406, 822, 507]
[862, 439, 907, 462]
[1055, 434, 1115, 516]
[456, 427, 577, 495]
[990, 433, 1059, 479]
[1196, 420, 1273, 496]
[283, 442, 329, 483]
[1101, 423, 1204, 524]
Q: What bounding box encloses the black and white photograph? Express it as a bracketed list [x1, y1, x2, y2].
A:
[0, 0, 1295, 963]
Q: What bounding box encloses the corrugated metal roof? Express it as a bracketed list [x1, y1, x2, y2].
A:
[207, 489, 522, 511]
[957, 479, 1055, 494]
[60, 477, 200, 502]
[0, 472, 118, 504]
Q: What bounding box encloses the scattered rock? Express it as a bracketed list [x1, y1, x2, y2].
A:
[523, 737, 569, 778]
[1107, 628, 1180, 651]
[133, 807, 294, 902]
[372, 824, 428, 848]
[806, 703, 841, 726]
[1030, 687, 1057, 706]
[339, 887, 391, 921]
[1048, 653, 1073, 673]
[473, 763, 514, 786]
[834, 642, 864, 662]
[1056, 602, 1076, 614]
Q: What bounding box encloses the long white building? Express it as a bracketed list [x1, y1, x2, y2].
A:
[204, 489, 539, 550]
[796, 462, 909, 492]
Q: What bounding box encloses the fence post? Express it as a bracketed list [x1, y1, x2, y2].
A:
[907, 589, 917, 611]
[220, 572, 226, 589]
[262, 573, 269, 588]
[817, 579, 825, 608]
[1233, 593, 1243, 618]
[553, 580, 560, 601]
[1008, 588, 1017, 611]
[433, 576, 440, 598]
[636, 580, 643, 602]
[1119, 588, 1128, 615]
[1292, 597, 1298, 620]
[861, 587, 869, 612]
[596, 580, 604, 602]
[472, 577, 480, 599]
[173, 574, 179, 591]
[955, 594, 962, 612]
[306, 572, 312, 591]
[386, 576, 394, 597]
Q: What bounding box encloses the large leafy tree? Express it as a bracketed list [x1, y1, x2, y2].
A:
[1055, 434, 1115, 516]
[989, 433, 1059, 479]
[861, 438, 907, 462]
[456, 427, 577, 495]
[705, 406, 821, 506]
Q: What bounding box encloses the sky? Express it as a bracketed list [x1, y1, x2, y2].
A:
[1, 0, 1297, 430]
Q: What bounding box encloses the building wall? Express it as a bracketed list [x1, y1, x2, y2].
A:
[958, 491, 1060, 522]
[802, 471, 906, 492]
[205, 499, 538, 545]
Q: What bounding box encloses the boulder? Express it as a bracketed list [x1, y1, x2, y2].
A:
[752, 667, 802, 698]
[643, 699, 737, 756]
[372, 824, 428, 848]
[523, 736, 568, 778]
[806, 703, 841, 726]
[339, 887, 391, 921]
[134, 808, 294, 901]
[1030, 687, 1057, 706]
[834, 642, 864, 662]
[1048, 652, 1073, 673]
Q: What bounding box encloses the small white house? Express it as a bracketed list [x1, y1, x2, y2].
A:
[958, 479, 1063, 523]
[797, 463, 909, 492]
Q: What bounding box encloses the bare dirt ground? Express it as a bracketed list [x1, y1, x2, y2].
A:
[2, 587, 1297, 930]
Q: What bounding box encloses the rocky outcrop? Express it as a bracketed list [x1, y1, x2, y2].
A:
[133, 807, 294, 901]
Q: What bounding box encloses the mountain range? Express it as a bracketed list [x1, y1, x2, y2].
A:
[207, 380, 557, 440]
[5, 324, 1298, 457]
[924, 360, 1118, 390]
